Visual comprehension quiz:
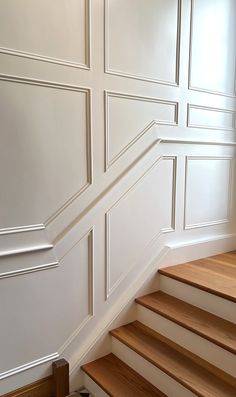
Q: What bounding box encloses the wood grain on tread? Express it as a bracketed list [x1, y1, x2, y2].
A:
[159, 251, 236, 302]
[81, 353, 166, 397]
[136, 291, 236, 354]
[110, 321, 236, 397]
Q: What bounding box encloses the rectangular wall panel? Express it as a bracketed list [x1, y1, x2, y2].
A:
[184, 157, 233, 229]
[105, 0, 180, 84]
[105, 91, 178, 168]
[189, 0, 236, 96]
[0, 0, 90, 68]
[106, 157, 176, 298]
[0, 76, 91, 230]
[187, 105, 235, 131]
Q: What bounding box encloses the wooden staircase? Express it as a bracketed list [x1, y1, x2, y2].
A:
[81, 251, 236, 396]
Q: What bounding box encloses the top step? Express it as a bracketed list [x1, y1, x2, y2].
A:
[159, 251, 236, 302]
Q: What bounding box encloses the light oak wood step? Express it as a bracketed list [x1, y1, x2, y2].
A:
[81, 353, 166, 397]
[136, 291, 236, 354]
[110, 321, 236, 397]
[159, 251, 236, 302]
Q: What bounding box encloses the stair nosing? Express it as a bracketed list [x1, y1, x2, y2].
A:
[135, 292, 236, 354]
[158, 268, 236, 303]
[110, 321, 236, 397]
[82, 353, 166, 397]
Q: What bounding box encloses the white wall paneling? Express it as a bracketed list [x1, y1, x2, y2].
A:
[0, 353, 59, 381]
[189, 0, 236, 96]
[105, 0, 181, 85]
[105, 156, 176, 299]
[0, 0, 91, 69]
[184, 156, 234, 229]
[105, 91, 178, 169]
[0, 75, 92, 230]
[58, 228, 94, 354]
[0, 0, 236, 393]
[187, 104, 236, 131]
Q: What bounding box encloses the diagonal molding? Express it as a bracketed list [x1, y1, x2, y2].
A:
[105, 91, 179, 170]
[105, 156, 177, 299]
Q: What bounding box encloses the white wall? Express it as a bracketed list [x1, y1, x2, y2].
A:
[0, 0, 235, 394]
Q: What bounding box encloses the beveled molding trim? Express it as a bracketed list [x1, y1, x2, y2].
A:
[0, 0, 91, 70]
[105, 156, 177, 300]
[0, 243, 53, 258]
[0, 261, 59, 280]
[156, 137, 236, 146]
[104, 0, 181, 86]
[59, 228, 94, 354]
[188, 0, 236, 98]
[0, 352, 59, 381]
[0, 224, 45, 236]
[184, 156, 234, 230]
[105, 91, 179, 170]
[187, 104, 236, 132]
[0, 73, 93, 226]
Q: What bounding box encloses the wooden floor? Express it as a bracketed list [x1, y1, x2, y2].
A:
[159, 251, 236, 302]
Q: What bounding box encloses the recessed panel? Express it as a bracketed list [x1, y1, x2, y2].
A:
[189, 0, 236, 95]
[0, 230, 93, 375]
[106, 92, 177, 167]
[184, 157, 232, 229]
[0, 0, 89, 68]
[105, 0, 180, 84]
[187, 105, 235, 131]
[0, 77, 91, 229]
[106, 157, 176, 298]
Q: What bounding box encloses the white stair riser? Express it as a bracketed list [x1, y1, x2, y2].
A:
[137, 305, 236, 377]
[160, 275, 236, 324]
[111, 337, 197, 397]
[83, 373, 109, 397]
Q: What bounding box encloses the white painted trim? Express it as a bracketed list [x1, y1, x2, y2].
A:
[58, 228, 94, 354]
[0, 353, 59, 380]
[0, 244, 53, 257]
[157, 137, 236, 146]
[0, 224, 45, 236]
[0, 0, 91, 70]
[187, 104, 236, 131]
[0, 262, 59, 280]
[166, 232, 236, 250]
[105, 156, 176, 299]
[104, 0, 181, 86]
[104, 91, 178, 170]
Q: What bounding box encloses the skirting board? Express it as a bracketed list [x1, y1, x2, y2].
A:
[160, 233, 236, 268]
[69, 232, 236, 391]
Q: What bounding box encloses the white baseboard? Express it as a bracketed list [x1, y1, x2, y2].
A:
[70, 232, 236, 391]
[161, 233, 236, 268]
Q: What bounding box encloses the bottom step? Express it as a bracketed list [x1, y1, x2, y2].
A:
[81, 353, 166, 397]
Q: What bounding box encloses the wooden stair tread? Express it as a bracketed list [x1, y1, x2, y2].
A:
[110, 321, 236, 397]
[81, 353, 166, 397]
[159, 251, 236, 302]
[136, 291, 236, 354]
